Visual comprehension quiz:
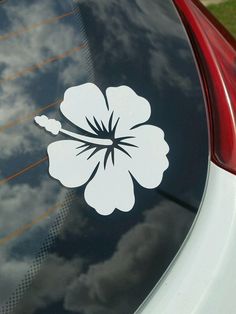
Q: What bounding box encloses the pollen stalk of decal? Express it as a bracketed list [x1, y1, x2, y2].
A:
[34, 115, 113, 146]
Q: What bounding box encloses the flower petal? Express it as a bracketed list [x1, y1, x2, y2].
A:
[106, 86, 151, 136]
[124, 125, 169, 189]
[48, 140, 104, 188]
[84, 150, 135, 215]
[60, 83, 109, 134]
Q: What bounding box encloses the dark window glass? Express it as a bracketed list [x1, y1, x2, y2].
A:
[0, 0, 208, 313]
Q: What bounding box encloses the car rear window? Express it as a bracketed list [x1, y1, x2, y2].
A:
[0, 0, 209, 313]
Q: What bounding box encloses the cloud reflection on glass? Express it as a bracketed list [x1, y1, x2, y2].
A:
[0, 0, 208, 312]
[0, 0, 92, 307]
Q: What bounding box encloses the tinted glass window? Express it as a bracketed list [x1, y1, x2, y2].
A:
[0, 0, 208, 313]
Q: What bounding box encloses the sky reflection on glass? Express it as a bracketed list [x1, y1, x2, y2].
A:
[0, 0, 92, 308]
[0, 0, 208, 313]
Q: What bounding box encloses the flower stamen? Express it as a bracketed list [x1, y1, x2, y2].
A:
[34, 115, 113, 146]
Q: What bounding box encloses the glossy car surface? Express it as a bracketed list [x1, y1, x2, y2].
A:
[138, 1, 236, 313]
[0, 0, 234, 313]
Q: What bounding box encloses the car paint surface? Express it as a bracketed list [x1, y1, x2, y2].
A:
[0, 0, 209, 313]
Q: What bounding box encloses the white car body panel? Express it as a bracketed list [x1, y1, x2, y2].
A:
[137, 162, 236, 314]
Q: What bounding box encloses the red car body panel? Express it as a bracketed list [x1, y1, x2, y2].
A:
[174, 0, 236, 175]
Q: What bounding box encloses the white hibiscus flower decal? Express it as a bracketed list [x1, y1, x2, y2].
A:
[35, 83, 169, 215]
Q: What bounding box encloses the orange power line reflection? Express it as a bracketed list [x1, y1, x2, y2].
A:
[0, 202, 62, 245]
[0, 156, 48, 186]
[0, 6, 83, 246]
[0, 9, 79, 42]
[0, 44, 85, 84]
[0, 98, 62, 133]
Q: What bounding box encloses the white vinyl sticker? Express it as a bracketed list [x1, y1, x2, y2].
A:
[35, 83, 169, 215]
